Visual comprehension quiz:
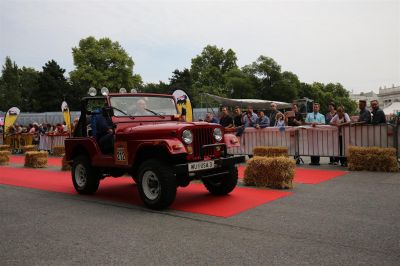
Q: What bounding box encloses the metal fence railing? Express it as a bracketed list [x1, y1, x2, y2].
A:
[227, 124, 400, 161]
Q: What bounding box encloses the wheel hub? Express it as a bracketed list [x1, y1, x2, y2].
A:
[142, 170, 160, 200]
[75, 164, 87, 188]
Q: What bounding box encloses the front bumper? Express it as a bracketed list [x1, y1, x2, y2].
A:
[173, 155, 246, 179]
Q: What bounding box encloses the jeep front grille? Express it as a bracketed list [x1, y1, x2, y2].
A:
[192, 127, 214, 158]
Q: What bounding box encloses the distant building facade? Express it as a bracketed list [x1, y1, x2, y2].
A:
[351, 84, 400, 109]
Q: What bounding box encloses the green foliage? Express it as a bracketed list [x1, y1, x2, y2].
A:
[190, 45, 238, 105]
[32, 60, 75, 112]
[0, 57, 21, 111]
[70, 36, 142, 93]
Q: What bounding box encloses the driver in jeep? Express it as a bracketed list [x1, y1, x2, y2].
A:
[95, 108, 114, 154]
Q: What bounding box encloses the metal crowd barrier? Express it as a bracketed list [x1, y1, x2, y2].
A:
[3, 133, 34, 152]
[38, 133, 69, 153]
[227, 124, 400, 160]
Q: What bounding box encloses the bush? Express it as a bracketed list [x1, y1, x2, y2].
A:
[253, 146, 288, 157]
[25, 151, 48, 168]
[244, 156, 295, 189]
[0, 150, 10, 165]
[348, 146, 398, 172]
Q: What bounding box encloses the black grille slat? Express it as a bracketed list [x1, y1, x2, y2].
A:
[193, 127, 214, 158]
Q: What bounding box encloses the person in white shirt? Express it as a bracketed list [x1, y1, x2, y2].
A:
[329, 106, 351, 166]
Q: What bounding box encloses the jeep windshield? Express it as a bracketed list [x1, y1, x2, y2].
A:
[110, 96, 178, 117]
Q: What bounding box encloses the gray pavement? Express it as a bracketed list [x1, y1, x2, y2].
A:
[1, 166, 400, 265]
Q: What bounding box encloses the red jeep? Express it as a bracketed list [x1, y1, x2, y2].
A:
[65, 93, 245, 209]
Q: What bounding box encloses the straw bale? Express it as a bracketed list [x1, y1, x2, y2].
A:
[244, 156, 295, 189]
[61, 155, 71, 171]
[0, 145, 11, 151]
[347, 146, 398, 172]
[24, 151, 48, 168]
[52, 146, 65, 157]
[253, 146, 288, 157]
[22, 145, 37, 153]
[0, 150, 10, 165]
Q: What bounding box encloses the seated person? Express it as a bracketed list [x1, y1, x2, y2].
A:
[134, 99, 152, 116]
[95, 108, 114, 154]
[255, 111, 270, 128]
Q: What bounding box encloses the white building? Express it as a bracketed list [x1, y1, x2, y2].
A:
[350, 91, 378, 108]
[378, 85, 400, 108]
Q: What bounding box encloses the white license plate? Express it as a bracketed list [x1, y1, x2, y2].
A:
[188, 160, 215, 172]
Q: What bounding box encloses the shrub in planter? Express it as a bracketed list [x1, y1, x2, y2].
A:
[52, 146, 65, 157]
[244, 156, 295, 189]
[0, 150, 10, 165]
[61, 155, 71, 171]
[22, 145, 37, 153]
[347, 146, 398, 172]
[25, 151, 48, 168]
[253, 146, 288, 157]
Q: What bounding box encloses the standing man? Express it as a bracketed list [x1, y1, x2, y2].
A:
[255, 111, 270, 129]
[205, 112, 219, 124]
[305, 103, 326, 166]
[243, 106, 258, 128]
[233, 106, 244, 136]
[219, 106, 234, 128]
[286, 103, 304, 126]
[370, 100, 386, 124]
[269, 102, 280, 127]
[357, 100, 371, 124]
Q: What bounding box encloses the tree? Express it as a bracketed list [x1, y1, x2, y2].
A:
[190, 45, 238, 105]
[223, 68, 259, 99]
[169, 68, 192, 93]
[19, 67, 40, 111]
[32, 60, 73, 112]
[141, 81, 170, 94]
[70, 36, 142, 93]
[0, 57, 21, 111]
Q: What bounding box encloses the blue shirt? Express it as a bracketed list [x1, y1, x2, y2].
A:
[243, 112, 259, 128]
[257, 116, 270, 128]
[305, 112, 326, 124]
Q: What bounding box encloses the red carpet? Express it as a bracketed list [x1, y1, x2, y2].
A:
[9, 155, 62, 167]
[0, 166, 291, 217]
[238, 165, 347, 184]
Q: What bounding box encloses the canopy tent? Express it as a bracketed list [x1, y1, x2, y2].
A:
[203, 93, 292, 110]
[383, 102, 400, 115]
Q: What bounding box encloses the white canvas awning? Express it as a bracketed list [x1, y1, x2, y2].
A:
[383, 102, 400, 115]
[203, 93, 292, 110]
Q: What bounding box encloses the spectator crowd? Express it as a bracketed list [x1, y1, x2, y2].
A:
[202, 99, 388, 166]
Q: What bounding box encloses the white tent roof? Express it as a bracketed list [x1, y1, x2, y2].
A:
[203, 93, 292, 110]
[383, 102, 400, 115]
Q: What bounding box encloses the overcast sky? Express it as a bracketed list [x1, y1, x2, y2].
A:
[0, 0, 399, 93]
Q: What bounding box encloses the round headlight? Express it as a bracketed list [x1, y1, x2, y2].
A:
[213, 128, 223, 142]
[182, 129, 193, 144]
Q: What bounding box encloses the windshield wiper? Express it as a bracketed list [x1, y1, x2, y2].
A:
[110, 106, 135, 120]
[145, 108, 165, 118]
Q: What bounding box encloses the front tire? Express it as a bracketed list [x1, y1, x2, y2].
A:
[137, 159, 177, 210]
[202, 166, 238, 195]
[72, 155, 100, 194]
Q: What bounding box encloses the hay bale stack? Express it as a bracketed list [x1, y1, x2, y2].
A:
[348, 146, 398, 172]
[24, 151, 48, 168]
[0, 145, 11, 151]
[22, 145, 37, 153]
[253, 146, 288, 157]
[0, 150, 10, 165]
[61, 155, 71, 171]
[52, 146, 65, 157]
[244, 156, 295, 189]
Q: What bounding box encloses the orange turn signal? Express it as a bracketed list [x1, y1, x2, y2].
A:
[186, 145, 193, 154]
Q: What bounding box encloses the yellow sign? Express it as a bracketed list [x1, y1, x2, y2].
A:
[61, 101, 71, 135]
[4, 107, 20, 137]
[173, 90, 193, 122]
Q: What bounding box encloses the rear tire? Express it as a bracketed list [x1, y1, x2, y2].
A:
[202, 166, 238, 195]
[137, 159, 177, 210]
[72, 155, 100, 194]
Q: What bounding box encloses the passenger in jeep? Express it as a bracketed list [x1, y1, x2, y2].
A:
[96, 108, 114, 154]
[134, 99, 151, 116]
